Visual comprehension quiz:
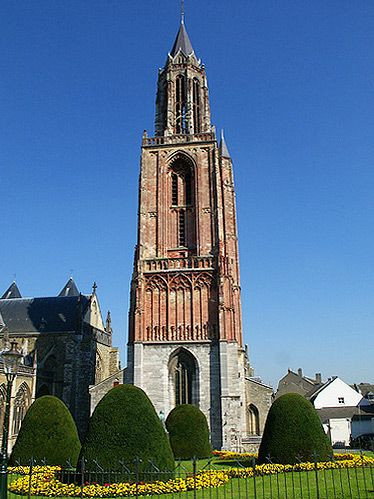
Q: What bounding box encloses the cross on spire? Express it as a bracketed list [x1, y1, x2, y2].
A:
[181, 0, 184, 24]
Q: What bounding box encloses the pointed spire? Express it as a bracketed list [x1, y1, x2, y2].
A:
[1, 282, 22, 299]
[181, 0, 185, 24]
[105, 310, 112, 334]
[220, 130, 231, 159]
[58, 277, 80, 297]
[170, 21, 194, 57]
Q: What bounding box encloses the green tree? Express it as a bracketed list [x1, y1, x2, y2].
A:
[79, 384, 174, 481]
[258, 393, 333, 464]
[166, 404, 212, 459]
[10, 395, 81, 465]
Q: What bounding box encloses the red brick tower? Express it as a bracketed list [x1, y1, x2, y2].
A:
[127, 20, 246, 448]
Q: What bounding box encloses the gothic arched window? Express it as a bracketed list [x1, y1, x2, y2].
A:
[169, 155, 196, 251]
[12, 383, 31, 436]
[169, 348, 199, 406]
[192, 78, 201, 133]
[247, 404, 260, 436]
[36, 384, 50, 398]
[175, 75, 187, 134]
[37, 354, 58, 397]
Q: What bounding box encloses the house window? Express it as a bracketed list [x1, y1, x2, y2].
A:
[338, 397, 345, 404]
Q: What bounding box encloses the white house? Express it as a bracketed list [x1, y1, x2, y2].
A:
[310, 376, 366, 447]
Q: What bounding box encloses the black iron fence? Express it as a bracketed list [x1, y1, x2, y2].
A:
[4, 453, 374, 498]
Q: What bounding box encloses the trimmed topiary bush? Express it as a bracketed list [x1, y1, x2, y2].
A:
[166, 404, 212, 459]
[79, 384, 174, 481]
[258, 393, 333, 464]
[10, 395, 81, 466]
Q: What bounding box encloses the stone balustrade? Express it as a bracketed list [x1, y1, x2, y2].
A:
[142, 256, 214, 272]
[142, 132, 216, 147]
[144, 322, 217, 342]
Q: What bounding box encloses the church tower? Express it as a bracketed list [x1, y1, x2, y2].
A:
[127, 20, 247, 448]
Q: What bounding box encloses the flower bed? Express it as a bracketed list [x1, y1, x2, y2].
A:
[8, 467, 229, 497]
[212, 450, 257, 460]
[8, 454, 374, 497]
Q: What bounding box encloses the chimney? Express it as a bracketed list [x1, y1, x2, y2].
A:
[316, 373, 322, 384]
[298, 368, 303, 378]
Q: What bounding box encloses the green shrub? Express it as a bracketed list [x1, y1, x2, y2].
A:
[166, 404, 212, 459]
[258, 393, 333, 464]
[10, 395, 81, 466]
[79, 384, 174, 481]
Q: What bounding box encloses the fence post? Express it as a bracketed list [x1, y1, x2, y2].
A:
[252, 457, 257, 499]
[134, 456, 141, 499]
[193, 456, 197, 499]
[27, 457, 34, 499]
[80, 457, 85, 499]
[313, 452, 320, 499]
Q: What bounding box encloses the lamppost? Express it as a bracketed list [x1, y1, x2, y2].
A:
[0, 341, 23, 499]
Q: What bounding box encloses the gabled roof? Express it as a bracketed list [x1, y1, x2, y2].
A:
[1, 282, 22, 299]
[58, 278, 80, 297]
[308, 377, 336, 403]
[0, 295, 90, 333]
[170, 21, 194, 57]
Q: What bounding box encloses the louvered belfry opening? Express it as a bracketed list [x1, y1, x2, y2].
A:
[175, 74, 187, 134]
[169, 155, 196, 252]
[192, 78, 201, 133]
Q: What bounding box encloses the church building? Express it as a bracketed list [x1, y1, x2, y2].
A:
[126, 20, 272, 450]
[0, 279, 120, 439]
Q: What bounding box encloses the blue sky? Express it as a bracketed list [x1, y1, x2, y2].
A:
[1, 0, 373, 387]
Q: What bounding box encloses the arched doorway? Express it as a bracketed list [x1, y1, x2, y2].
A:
[169, 348, 199, 406]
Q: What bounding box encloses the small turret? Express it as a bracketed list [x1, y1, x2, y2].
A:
[105, 310, 112, 334]
[220, 130, 231, 159]
[58, 277, 79, 297]
[1, 282, 22, 299]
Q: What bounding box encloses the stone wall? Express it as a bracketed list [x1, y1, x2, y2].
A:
[245, 377, 273, 436]
[89, 368, 125, 414]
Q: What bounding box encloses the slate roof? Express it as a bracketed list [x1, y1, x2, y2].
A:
[170, 22, 194, 57]
[1, 282, 22, 299]
[0, 295, 90, 333]
[352, 383, 374, 399]
[317, 404, 374, 423]
[316, 406, 360, 423]
[58, 278, 80, 297]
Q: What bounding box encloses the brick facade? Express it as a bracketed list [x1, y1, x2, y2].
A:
[127, 22, 249, 450]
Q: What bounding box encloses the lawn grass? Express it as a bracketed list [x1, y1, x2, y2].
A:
[7, 457, 374, 498]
